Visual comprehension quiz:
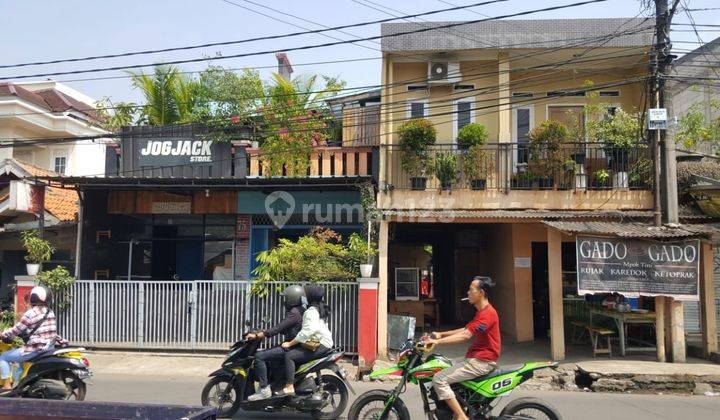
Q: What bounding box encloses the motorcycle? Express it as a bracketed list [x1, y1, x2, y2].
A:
[348, 339, 562, 420]
[0, 340, 91, 400]
[200, 323, 355, 419]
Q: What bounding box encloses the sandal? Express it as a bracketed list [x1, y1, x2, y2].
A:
[274, 389, 295, 397]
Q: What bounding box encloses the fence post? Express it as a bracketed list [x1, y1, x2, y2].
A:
[88, 282, 95, 343]
[138, 283, 145, 348]
[190, 281, 198, 349]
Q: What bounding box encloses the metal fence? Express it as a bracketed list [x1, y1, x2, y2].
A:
[57, 280, 359, 353]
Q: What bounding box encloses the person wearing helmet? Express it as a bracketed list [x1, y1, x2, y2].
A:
[246, 285, 305, 401]
[0, 286, 68, 392]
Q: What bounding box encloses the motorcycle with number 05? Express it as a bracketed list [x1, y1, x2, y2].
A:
[348, 339, 562, 420]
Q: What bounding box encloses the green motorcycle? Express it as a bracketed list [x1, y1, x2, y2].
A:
[348, 339, 562, 420]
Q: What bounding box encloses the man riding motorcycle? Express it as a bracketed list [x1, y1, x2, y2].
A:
[246, 285, 305, 401]
[425, 276, 500, 420]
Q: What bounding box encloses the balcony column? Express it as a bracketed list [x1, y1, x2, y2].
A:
[380, 56, 393, 190]
[498, 52, 512, 143]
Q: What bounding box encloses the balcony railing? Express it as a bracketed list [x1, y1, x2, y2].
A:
[246, 146, 375, 178]
[383, 142, 653, 191]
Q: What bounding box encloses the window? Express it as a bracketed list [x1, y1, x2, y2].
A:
[407, 85, 428, 91]
[599, 91, 620, 97]
[408, 101, 426, 119]
[454, 98, 475, 138]
[395, 268, 419, 300]
[514, 107, 533, 164]
[454, 84, 475, 91]
[547, 90, 586, 97]
[512, 92, 534, 98]
[54, 155, 67, 174]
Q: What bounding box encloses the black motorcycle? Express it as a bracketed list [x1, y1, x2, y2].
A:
[0, 341, 91, 400]
[200, 329, 354, 418]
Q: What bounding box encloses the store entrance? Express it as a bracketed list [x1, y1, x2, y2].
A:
[531, 243, 550, 339]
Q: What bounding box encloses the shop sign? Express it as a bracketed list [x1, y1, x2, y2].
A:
[151, 202, 191, 214]
[576, 236, 699, 300]
[137, 138, 214, 166]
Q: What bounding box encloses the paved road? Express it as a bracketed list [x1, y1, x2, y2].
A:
[87, 373, 720, 419]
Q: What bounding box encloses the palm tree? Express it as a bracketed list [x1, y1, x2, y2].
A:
[130, 65, 200, 125]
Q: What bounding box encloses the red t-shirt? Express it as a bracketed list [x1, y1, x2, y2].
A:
[465, 304, 501, 361]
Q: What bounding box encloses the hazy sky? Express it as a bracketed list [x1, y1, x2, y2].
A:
[2, 0, 719, 104]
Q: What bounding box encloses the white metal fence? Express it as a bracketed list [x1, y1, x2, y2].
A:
[57, 280, 359, 353]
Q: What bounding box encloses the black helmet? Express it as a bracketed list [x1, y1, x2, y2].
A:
[30, 286, 52, 306]
[283, 285, 304, 309]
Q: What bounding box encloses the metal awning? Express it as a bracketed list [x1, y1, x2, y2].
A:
[382, 209, 655, 221]
[543, 221, 720, 240]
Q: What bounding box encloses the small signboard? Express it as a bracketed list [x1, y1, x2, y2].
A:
[576, 235, 700, 300]
[514, 257, 531, 268]
[648, 108, 668, 130]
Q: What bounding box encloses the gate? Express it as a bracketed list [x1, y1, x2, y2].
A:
[58, 280, 359, 353]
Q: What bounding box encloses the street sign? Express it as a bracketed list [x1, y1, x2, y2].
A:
[648, 108, 668, 130]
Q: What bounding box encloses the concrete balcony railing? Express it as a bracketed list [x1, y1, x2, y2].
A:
[383, 142, 653, 192]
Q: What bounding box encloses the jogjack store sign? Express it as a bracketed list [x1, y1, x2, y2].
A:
[137, 138, 215, 166]
[576, 236, 700, 300]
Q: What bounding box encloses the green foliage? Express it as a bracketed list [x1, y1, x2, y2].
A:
[0, 309, 15, 331]
[528, 120, 569, 177]
[36, 266, 75, 311]
[398, 119, 437, 177]
[629, 157, 653, 187]
[252, 229, 376, 285]
[129, 65, 203, 125]
[676, 101, 720, 150]
[593, 169, 611, 186]
[586, 108, 642, 149]
[462, 145, 494, 181]
[192, 66, 264, 122]
[95, 97, 138, 131]
[434, 152, 458, 188]
[20, 230, 54, 264]
[456, 123, 488, 149]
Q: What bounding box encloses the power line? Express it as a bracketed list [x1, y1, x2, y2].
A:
[0, 0, 610, 81]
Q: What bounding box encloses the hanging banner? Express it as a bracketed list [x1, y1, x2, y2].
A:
[576, 236, 700, 300]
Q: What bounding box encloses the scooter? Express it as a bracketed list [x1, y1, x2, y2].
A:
[201, 323, 354, 419]
[0, 339, 91, 400]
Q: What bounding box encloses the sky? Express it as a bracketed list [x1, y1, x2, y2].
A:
[1, 0, 719, 105]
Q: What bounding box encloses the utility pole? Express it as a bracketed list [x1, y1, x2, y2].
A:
[651, 0, 679, 226]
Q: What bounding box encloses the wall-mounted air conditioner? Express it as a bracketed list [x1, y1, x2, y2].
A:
[428, 61, 461, 84]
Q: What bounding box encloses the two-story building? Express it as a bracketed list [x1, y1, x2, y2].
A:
[375, 18, 717, 361]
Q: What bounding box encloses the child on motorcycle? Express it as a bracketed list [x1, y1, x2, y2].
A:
[277, 284, 333, 397]
[246, 285, 305, 401]
[425, 277, 500, 420]
[0, 286, 67, 393]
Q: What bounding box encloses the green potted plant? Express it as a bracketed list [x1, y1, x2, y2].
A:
[528, 120, 570, 189]
[512, 170, 535, 190]
[434, 152, 458, 191]
[37, 265, 76, 311]
[586, 109, 641, 188]
[398, 119, 437, 190]
[20, 230, 54, 275]
[593, 169, 611, 189]
[457, 123, 493, 190]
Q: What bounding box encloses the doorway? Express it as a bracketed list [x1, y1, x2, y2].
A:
[531, 243, 550, 339]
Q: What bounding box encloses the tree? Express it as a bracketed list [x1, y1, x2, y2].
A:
[130, 65, 200, 125]
[676, 100, 720, 151]
[95, 97, 138, 131]
[191, 66, 265, 122]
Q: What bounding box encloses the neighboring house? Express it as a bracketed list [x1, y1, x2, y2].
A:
[0, 80, 109, 176]
[668, 36, 720, 155]
[375, 18, 716, 361]
[0, 159, 78, 305]
[326, 89, 381, 147]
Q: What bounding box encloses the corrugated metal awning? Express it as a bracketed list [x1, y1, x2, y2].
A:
[543, 221, 720, 240]
[382, 209, 654, 220]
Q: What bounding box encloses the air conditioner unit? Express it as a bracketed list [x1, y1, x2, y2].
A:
[428, 61, 461, 84]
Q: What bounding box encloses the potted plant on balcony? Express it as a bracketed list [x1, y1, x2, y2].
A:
[457, 123, 493, 190]
[20, 230, 54, 275]
[592, 169, 611, 189]
[587, 108, 641, 189]
[528, 120, 570, 190]
[398, 119, 436, 190]
[434, 152, 458, 191]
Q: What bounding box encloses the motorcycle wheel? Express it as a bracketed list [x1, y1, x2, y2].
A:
[347, 390, 410, 420]
[201, 377, 242, 418]
[311, 374, 349, 419]
[499, 397, 563, 420]
[61, 372, 86, 401]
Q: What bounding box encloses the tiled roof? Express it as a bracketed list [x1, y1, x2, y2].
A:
[8, 160, 78, 222]
[381, 18, 654, 52]
[0, 82, 103, 122]
[543, 221, 719, 239]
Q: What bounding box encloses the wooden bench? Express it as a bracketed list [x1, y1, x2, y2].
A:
[570, 321, 589, 344]
[586, 325, 614, 357]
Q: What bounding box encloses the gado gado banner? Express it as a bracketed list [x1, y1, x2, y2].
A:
[137, 138, 216, 166]
[576, 236, 700, 300]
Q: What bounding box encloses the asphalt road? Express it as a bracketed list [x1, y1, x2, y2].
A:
[86, 373, 720, 419]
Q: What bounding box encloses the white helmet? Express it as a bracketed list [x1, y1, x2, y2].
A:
[30, 286, 51, 305]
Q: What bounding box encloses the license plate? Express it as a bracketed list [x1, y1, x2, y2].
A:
[73, 369, 92, 379]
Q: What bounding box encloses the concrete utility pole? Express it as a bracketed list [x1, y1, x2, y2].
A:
[651, 0, 680, 226]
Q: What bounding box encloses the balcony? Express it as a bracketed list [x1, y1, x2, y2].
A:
[379, 142, 653, 211]
[246, 146, 376, 178]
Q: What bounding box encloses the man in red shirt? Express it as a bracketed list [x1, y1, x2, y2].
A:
[426, 276, 500, 420]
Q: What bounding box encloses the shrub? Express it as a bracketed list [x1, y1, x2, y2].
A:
[456, 123, 488, 149]
[398, 119, 436, 177]
[37, 266, 76, 311]
[528, 120, 569, 178]
[20, 230, 54, 264]
[463, 145, 494, 181]
[434, 152, 458, 188]
[586, 108, 642, 149]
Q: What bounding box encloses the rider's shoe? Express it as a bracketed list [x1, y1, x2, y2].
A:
[247, 386, 271, 401]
